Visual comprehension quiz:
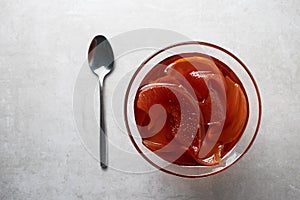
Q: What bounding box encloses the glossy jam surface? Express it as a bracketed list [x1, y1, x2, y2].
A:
[134, 53, 248, 166]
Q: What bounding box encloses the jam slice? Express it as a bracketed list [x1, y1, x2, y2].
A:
[220, 76, 248, 144]
[135, 84, 202, 165]
[166, 56, 227, 124]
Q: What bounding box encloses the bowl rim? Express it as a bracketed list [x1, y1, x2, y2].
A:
[124, 41, 262, 178]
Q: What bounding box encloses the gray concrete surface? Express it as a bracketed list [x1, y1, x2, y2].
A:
[1, 0, 300, 199]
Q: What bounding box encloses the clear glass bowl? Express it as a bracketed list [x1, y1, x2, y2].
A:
[124, 41, 262, 178]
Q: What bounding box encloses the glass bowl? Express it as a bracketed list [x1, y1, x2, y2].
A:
[124, 41, 262, 178]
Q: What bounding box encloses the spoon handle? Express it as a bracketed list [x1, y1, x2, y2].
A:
[99, 78, 107, 169]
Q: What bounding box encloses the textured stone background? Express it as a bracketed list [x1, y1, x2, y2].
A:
[0, 0, 299, 199]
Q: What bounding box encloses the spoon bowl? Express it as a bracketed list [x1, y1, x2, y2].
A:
[88, 35, 114, 78]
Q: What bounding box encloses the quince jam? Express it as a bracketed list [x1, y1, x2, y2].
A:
[134, 53, 248, 166]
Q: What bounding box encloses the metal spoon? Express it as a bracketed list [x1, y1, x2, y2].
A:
[88, 35, 114, 169]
